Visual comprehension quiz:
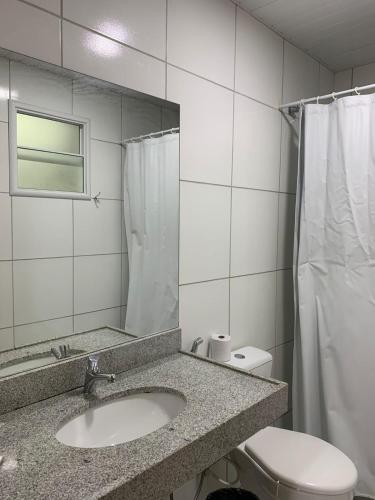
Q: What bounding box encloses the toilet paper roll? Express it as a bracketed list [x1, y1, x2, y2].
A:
[209, 333, 231, 362]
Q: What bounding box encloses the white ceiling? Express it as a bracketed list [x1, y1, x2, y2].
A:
[235, 0, 375, 72]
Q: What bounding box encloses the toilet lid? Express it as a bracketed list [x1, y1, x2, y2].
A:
[244, 427, 358, 495]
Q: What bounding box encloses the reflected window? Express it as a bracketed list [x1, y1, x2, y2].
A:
[10, 102, 90, 199]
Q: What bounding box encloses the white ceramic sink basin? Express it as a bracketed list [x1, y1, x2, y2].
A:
[55, 390, 186, 448]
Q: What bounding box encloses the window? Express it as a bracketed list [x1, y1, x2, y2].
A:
[10, 102, 90, 199]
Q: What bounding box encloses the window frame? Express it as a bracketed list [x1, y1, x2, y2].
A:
[9, 100, 91, 200]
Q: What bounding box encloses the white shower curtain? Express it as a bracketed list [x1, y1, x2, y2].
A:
[294, 95, 375, 497]
[123, 133, 179, 336]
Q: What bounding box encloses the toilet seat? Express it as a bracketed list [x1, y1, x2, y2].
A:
[243, 427, 358, 495]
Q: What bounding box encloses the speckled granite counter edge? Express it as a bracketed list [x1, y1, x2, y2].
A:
[0, 328, 181, 415]
[99, 386, 288, 500]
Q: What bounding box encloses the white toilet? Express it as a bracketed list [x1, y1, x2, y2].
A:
[224, 346, 358, 500]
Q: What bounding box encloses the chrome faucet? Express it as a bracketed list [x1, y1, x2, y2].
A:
[83, 355, 115, 395]
[190, 337, 204, 354]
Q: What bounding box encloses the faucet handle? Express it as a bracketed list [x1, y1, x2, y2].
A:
[87, 355, 99, 373]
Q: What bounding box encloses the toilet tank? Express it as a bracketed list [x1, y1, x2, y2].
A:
[224, 346, 273, 377]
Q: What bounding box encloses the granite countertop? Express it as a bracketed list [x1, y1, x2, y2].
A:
[0, 353, 287, 500]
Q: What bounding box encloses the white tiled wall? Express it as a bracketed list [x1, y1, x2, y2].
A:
[0, 58, 134, 348]
[0, 0, 335, 496]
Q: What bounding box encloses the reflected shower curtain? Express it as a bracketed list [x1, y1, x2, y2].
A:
[123, 133, 179, 336]
[294, 96, 375, 497]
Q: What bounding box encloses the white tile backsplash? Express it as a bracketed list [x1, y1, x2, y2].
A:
[277, 193, 295, 269]
[276, 269, 294, 346]
[0, 261, 13, 329]
[273, 340, 294, 409]
[280, 114, 299, 194]
[179, 279, 229, 353]
[11, 62, 72, 113]
[15, 317, 73, 348]
[73, 84, 122, 143]
[236, 8, 283, 107]
[0, 0, 61, 65]
[63, 0, 167, 59]
[230, 272, 276, 350]
[179, 182, 231, 284]
[74, 307, 122, 333]
[13, 197, 73, 260]
[28, 0, 61, 14]
[283, 42, 320, 104]
[167, 66, 233, 186]
[91, 140, 122, 200]
[63, 22, 166, 99]
[233, 94, 281, 191]
[74, 199, 122, 256]
[74, 254, 122, 314]
[0, 57, 9, 122]
[167, 0, 236, 88]
[13, 258, 73, 325]
[231, 188, 278, 276]
[0, 194, 12, 261]
[0, 122, 9, 192]
[0, 327, 13, 352]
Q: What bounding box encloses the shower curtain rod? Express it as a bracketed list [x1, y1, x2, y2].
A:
[122, 127, 179, 145]
[280, 82, 375, 117]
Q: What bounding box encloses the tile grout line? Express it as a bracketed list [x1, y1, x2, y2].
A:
[179, 178, 297, 196]
[8, 59, 15, 349]
[228, 5, 238, 340]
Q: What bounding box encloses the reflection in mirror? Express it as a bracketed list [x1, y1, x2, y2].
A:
[0, 50, 180, 378]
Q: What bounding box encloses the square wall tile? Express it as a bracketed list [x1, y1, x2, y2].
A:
[272, 340, 294, 409]
[74, 307, 121, 333]
[74, 199, 122, 256]
[277, 193, 295, 269]
[167, 0, 235, 88]
[283, 42, 319, 104]
[10, 62, 72, 113]
[179, 279, 229, 353]
[63, 22, 166, 99]
[0, 327, 13, 352]
[319, 65, 334, 95]
[0, 57, 9, 122]
[73, 83, 121, 143]
[334, 69, 352, 92]
[91, 140, 122, 200]
[0, 194, 11, 261]
[167, 67, 233, 185]
[13, 258, 73, 325]
[122, 96, 162, 140]
[179, 182, 231, 284]
[233, 94, 281, 191]
[276, 269, 294, 346]
[28, 0, 60, 14]
[0, 261, 13, 329]
[63, 0, 166, 60]
[235, 9, 283, 107]
[13, 197, 73, 259]
[0, 0, 61, 65]
[231, 188, 278, 276]
[15, 317, 73, 348]
[230, 272, 276, 351]
[74, 254, 122, 314]
[0, 122, 9, 192]
[280, 114, 299, 194]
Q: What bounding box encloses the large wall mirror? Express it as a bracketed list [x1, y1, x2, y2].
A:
[0, 50, 180, 378]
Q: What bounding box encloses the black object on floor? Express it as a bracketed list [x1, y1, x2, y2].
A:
[206, 488, 259, 499]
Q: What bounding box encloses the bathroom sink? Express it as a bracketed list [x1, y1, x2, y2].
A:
[55, 390, 186, 448]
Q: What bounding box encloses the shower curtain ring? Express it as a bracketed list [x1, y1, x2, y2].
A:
[332, 92, 337, 101]
[316, 96, 320, 104]
[354, 87, 360, 95]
